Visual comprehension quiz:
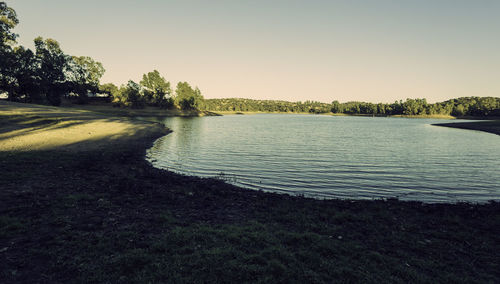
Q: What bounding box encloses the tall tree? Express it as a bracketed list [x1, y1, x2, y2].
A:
[67, 55, 105, 102]
[115, 80, 143, 108]
[140, 70, 172, 107]
[175, 82, 204, 110]
[9, 46, 40, 102]
[331, 100, 341, 113]
[34, 37, 70, 105]
[0, 1, 19, 94]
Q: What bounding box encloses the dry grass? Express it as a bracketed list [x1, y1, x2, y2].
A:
[0, 101, 168, 152]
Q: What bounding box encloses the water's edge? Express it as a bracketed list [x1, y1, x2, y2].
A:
[146, 115, 500, 203]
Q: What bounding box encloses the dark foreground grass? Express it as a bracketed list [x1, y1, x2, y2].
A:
[433, 120, 500, 136]
[1, 133, 499, 283]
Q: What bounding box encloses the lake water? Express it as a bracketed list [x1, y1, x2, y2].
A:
[146, 114, 500, 203]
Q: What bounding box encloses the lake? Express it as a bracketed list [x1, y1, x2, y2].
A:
[146, 114, 500, 203]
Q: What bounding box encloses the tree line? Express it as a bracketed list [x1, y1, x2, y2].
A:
[100, 71, 203, 110]
[330, 97, 500, 117]
[1, 2, 498, 116]
[0, 2, 203, 110]
[204, 97, 500, 117]
[203, 98, 332, 113]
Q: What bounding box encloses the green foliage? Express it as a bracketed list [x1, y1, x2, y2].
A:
[3, 46, 39, 101]
[452, 96, 500, 117]
[0, 215, 26, 238]
[139, 70, 173, 108]
[106, 75, 203, 111]
[98, 82, 119, 99]
[113, 80, 144, 108]
[204, 98, 331, 113]
[331, 100, 341, 113]
[0, 3, 106, 105]
[0, 1, 18, 46]
[333, 97, 499, 117]
[175, 82, 204, 110]
[2, 36, 105, 105]
[71, 56, 105, 87]
[205, 97, 500, 117]
[0, 1, 19, 94]
[33, 37, 70, 106]
[67, 56, 105, 102]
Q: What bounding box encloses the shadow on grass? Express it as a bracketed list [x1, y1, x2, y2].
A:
[1, 137, 499, 282]
[0, 100, 499, 282]
[0, 112, 168, 152]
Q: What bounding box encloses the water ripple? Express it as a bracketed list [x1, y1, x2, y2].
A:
[147, 114, 500, 203]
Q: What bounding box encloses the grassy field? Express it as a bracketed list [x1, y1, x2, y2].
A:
[1, 101, 499, 283]
[0, 103, 168, 152]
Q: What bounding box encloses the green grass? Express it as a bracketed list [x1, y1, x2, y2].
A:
[0, 216, 27, 238]
[1, 148, 499, 283]
[0, 106, 499, 282]
[0, 114, 61, 129]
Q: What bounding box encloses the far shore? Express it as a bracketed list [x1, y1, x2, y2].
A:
[206, 110, 458, 119]
[5, 99, 496, 123]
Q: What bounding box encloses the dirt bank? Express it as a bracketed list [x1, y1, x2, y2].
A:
[433, 120, 500, 136]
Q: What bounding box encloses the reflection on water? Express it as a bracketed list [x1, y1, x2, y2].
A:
[150, 117, 205, 158]
[146, 114, 500, 203]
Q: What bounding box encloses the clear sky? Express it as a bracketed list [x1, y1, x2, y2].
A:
[8, 0, 500, 103]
